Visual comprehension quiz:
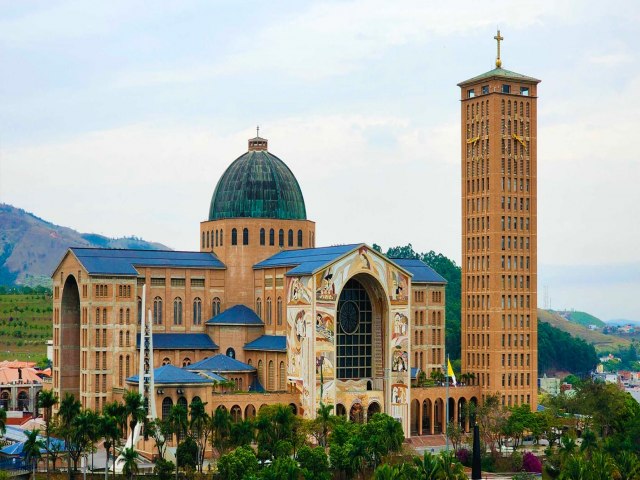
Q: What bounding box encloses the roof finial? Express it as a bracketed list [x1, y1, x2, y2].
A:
[494, 28, 504, 68]
[256, 125, 260, 137]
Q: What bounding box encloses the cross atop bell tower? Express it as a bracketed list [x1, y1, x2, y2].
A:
[494, 29, 504, 68]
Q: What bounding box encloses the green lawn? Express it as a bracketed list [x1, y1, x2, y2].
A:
[0, 293, 52, 361]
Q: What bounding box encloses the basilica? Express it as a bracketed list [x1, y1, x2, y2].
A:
[51, 134, 455, 447]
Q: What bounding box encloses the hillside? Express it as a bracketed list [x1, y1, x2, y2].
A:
[0, 203, 169, 286]
[553, 309, 606, 328]
[0, 293, 51, 361]
[538, 309, 630, 351]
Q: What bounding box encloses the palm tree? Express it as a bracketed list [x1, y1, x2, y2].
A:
[559, 454, 590, 480]
[169, 404, 188, 480]
[373, 463, 403, 480]
[188, 398, 210, 472]
[589, 451, 616, 479]
[559, 434, 577, 458]
[120, 447, 139, 480]
[616, 450, 640, 480]
[23, 428, 44, 480]
[37, 390, 58, 480]
[230, 419, 254, 448]
[98, 414, 121, 480]
[414, 451, 441, 479]
[437, 450, 466, 480]
[316, 402, 334, 448]
[123, 391, 145, 442]
[211, 407, 232, 456]
[57, 393, 81, 479]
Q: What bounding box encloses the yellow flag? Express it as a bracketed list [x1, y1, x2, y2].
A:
[447, 358, 457, 387]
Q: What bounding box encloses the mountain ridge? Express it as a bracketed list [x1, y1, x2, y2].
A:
[0, 203, 170, 286]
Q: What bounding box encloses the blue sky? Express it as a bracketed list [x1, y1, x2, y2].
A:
[1, 1, 639, 320]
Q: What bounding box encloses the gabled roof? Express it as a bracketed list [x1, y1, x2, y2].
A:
[187, 354, 255, 373]
[68, 248, 225, 276]
[254, 244, 360, 273]
[244, 335, 286, 352]
[390, 258, 447, 284]
[127, 364, 213, 385]
[457, 67, 540, 86]
[206, 304, 263, 326]
[136, 333, 219, 350]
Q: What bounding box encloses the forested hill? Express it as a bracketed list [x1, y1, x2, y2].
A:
[0, 204, 169, 287]
[375, 243, 598, 375]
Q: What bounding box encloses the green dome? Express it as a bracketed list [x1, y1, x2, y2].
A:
[209, 138, 307, 221]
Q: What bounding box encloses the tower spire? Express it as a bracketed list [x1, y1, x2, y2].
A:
[494, 29, 504, 68]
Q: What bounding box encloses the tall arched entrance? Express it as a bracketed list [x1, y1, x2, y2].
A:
[60, 275, 81, 400]
[332, 272, 389, 424]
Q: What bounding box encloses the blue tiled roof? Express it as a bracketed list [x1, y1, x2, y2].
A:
[244, 335, 286, 352]
[201, 372, 228, 382]
[390, 258, 447, 284]
[69, 248, 225, 276]
[127, 364, 213, 384]
[187, 354, 255, 372]
[206, 304, 263, 325]
[136, 333, 219, 350]
[254, 244, 360, 275]
[411, 367, 420, 380]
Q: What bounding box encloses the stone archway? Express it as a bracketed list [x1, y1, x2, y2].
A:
[434, 398, 444, 434]
[367, 401, 381, 422]
[349, 402, 364, 423]
[458, 397, 467, 431]
[336, 403, 346, 417]
[410, 399, 420, 435]
[60, 275, 81, 400]
[422, 399, 432, 435]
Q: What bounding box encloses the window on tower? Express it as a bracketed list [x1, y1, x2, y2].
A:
[468, 89, 475, 98]
[502, 84, 511, 94]
[482, 85, 489, 95]
[520, 87, 529, 96]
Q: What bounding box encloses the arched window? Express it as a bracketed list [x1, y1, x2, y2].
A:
[256, 298, 262, 319]
[260, 228, 265, 246]
[193, 298, 202, 325]
[278, 229, 284, 247]
[162, 357, 171, 365]
[126, 308, 130, 324]
[119, 331, 123, 347]
[182, 358, 191, 367]
[126, 331, 130, 346]
[212, 297, 221, 317]
[243, 228, 249, 245]
[266, 297, 272, 325]
[173, 297, 183, 325]
[279, 361, 285, 390]
[206, 231, 210, 248]
[220, 229, 224, 245]
[119, 355, 123, 386]
[297, 229, 303, 247]
[269, 229, 275, 246]
[153, 297, 163, 325]
[258, 360, 264, 386]
[119, 308, 124, 325]
[126, 355, 130, 378]
[17, 391, 29, 411]
[96, 308, 100, 325]
[288, 229, 293, 246]
[231, 228, 238, 245]
[162, 397, 173, 419]
[216, 230, 219, 247]
[226, 347, 236, 359]
[276, 297, 283, 326]
[201, 231, 205, 248]
[103, 308, 107, 324]
[268, 360, 275, 390]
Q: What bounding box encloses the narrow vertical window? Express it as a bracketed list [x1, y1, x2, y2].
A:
[173, 297, 183, 325]
[269, 229, 275, 246]
[231, 228, 238, 245]
[278, 229, 284, 247]
[260, 228, 265, 246]
[288, 229, 293, 247]
[243, 227, 249, 245]
[193, 298, 202, 325]
[297, 229, 303, 247]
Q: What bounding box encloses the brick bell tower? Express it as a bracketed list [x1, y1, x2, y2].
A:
[458, 31, 540, 409]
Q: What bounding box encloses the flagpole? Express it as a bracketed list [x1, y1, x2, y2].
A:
[445, 354, 449, 452]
